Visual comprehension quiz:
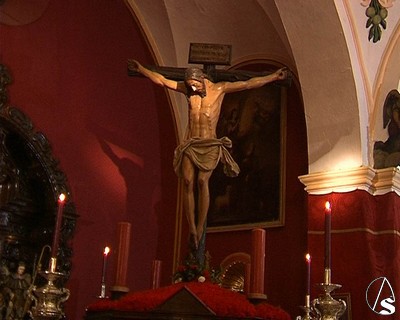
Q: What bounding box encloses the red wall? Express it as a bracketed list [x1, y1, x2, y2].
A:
[1, 1, 309, 319]
[1, 1, 177, 319]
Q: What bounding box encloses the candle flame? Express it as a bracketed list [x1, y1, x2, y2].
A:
[104, 246, 110, 256]
[58, 193, 66, 202]
[305, 253, 311, 262]
[325, 201, 331, 211]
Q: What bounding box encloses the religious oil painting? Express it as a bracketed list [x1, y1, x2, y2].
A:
[207, 84, 286, 231]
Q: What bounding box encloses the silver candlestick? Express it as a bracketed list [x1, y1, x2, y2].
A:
[312, 270, 346, 320]
[28, 257, 70, 320]
[297, 294, 316, 320]
[298, 294, 313, 320]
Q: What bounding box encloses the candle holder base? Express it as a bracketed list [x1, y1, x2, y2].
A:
[28, 270, 70, 320]
[312, 283, 346, 320]
[247, 292, 268, 304]
[296, 295, 317, 319]
[97, 283, 108, 299]
[297, 305, 314, 320]
[110, 285, 129, 300]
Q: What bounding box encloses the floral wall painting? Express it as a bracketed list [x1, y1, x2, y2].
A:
[207, 84, 286, 231]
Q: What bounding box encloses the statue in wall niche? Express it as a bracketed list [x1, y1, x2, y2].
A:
[128, 59, 287, 253]
[374, 89, 400, 169]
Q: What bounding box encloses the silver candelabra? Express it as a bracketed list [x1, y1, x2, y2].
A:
[297, 268, 346, 320]
[28, 257, 70, 320]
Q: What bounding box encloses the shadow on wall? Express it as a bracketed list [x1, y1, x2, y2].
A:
[86, 120, 160, 289]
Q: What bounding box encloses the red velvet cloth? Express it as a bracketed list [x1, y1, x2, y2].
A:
[308, 190, 400, 319]
[86, 282, 290, 319]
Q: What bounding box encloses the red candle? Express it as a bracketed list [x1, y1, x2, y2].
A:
[324, 201, 331, 271]
[101, 246, 110, 283]
[151, 260, 162, 289]
[244, 262, 251, 295]
[114, 222, 131, 288]
[250, 228, 266, 297]
[305, 253, 311, 296]
[51, 193, 66, 258]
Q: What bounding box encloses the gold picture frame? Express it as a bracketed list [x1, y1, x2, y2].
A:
[331, 293, 352, 320]
[207, 83, 286, 232]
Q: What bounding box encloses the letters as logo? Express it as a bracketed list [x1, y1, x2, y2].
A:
[366, 277, 396, 315]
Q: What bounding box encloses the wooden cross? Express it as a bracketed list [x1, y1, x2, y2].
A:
[128, 43, 291, 86]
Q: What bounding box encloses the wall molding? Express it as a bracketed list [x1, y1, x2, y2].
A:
[298, 165, 400, 195]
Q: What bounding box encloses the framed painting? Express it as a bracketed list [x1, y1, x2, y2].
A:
[207, 83, 286, 232]
[331, 293, 352, 320]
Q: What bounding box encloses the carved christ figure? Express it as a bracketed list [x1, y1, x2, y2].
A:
[128, 59, 287, 249]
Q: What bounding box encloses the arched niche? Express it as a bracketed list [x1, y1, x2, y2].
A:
[0, 63, 77, 284]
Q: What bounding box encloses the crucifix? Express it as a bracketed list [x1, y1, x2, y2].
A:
[128, 43, 291, 84]
[128, 43, 290, 265]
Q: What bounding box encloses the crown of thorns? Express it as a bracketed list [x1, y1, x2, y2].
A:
[184, 67, 205, 82]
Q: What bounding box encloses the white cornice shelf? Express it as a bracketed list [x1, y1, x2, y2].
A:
[298, 166, 400, 196]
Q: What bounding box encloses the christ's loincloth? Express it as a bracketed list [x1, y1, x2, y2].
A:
[173, 137, 240, 177]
